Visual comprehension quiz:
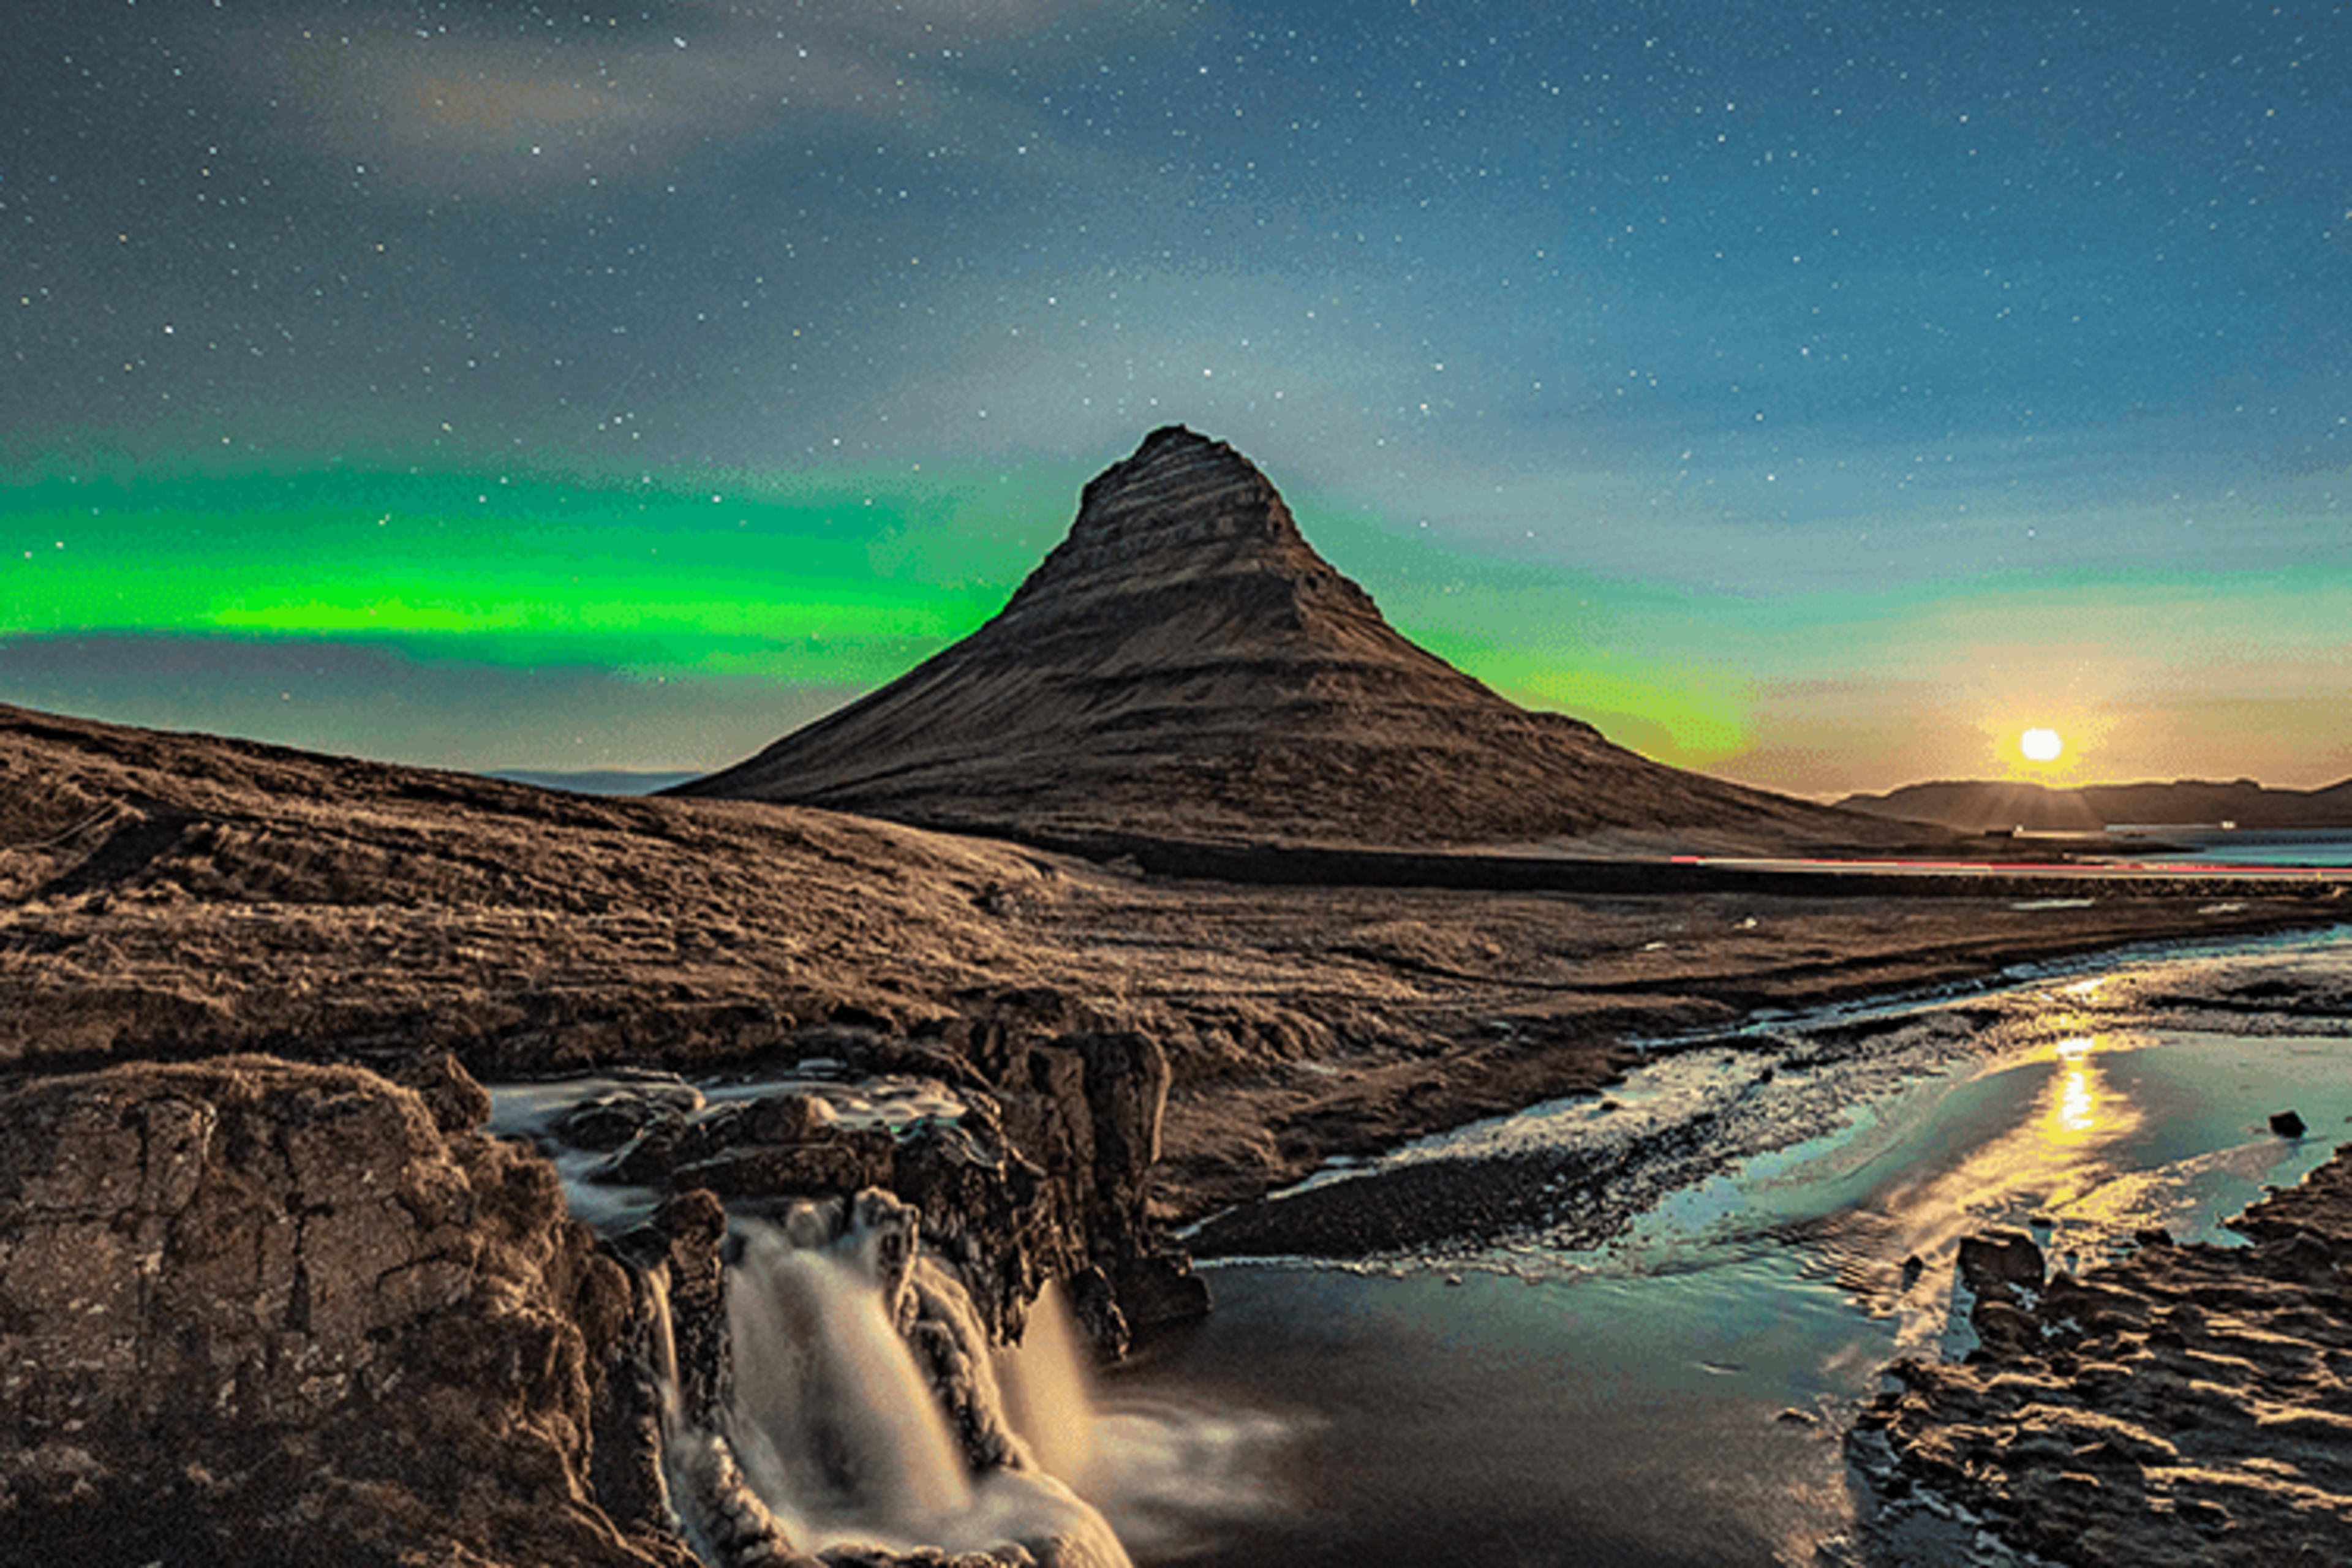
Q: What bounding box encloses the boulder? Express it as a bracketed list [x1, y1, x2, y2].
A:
[0, 1056, 693, 1568]
[1955, 1229, 2046, 1300]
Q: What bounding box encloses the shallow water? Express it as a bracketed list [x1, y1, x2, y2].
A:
[2100, 829, 2352, 868]
[1104, 932, 2352, 1567]
[1102, 1264, 1865, 1567]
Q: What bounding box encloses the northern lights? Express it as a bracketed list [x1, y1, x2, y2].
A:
[6, 2, 2348, 792]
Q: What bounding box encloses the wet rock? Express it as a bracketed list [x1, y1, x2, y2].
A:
[674, 1120, 900, 1200]
[2271, 1108, 2309, 1138]
[0, 1056, 695, 1568]
[2250, 1226, 2337, 1285]
[1856, 1145, 2352, 1566]
[650, 1187, 733, 1432]
[592, 1106, 696, 1185]
[1073, 1031, 1172, 1249]
[1956, 1229, 2046, 1300]
[747, 1088, 841, 1142]
[1109, 1251, 1213, 1342]
[560, 1084, 701, 1151]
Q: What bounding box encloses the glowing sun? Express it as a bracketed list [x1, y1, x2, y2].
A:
[2021, 727, 2064, 763]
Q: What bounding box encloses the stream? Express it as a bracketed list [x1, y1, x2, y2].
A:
[1099, 925, 2352, 1566]
[489, 924, 2350, 1566]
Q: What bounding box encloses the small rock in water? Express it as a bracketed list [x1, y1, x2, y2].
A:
[2268, 1109, 2307, 1138]
[1955, 1231, 2045, 1300]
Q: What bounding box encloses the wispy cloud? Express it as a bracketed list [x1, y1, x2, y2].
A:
[245, 1, 1166, 197]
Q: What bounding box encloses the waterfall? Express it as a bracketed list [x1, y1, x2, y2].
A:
[646, 1202, 1130, 1568]
[485, 1078, 1246, 1564]
[997, 1279, 1100, 1484]
[726, 1223, 976, 1537]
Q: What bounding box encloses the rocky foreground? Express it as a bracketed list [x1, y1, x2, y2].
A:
[1860, 1156, 2352, 1566]
[1, 1056, 695, 1568]
[6, 699, 2351, 1563]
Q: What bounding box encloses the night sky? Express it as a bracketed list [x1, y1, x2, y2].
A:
[6, 2, 2347, 795]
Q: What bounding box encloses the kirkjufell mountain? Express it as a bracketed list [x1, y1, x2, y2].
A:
[680, 426, 1918, 852]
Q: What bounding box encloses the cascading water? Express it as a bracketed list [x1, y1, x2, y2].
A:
[995, 1280, 1098, 1484]
[726, 1219, 977, 1542]
[488, 1073, 1287, 1567]
[695, 1204, 1131, 1568]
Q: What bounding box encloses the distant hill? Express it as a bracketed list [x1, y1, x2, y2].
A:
[677, 426, 1929, 855]
[489, 768, 704, 796]
[1838, 777, 2352, 834]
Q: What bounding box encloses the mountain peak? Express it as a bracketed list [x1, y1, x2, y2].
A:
[995, 427, 1399, 667]
[681, 428, 1899, 852]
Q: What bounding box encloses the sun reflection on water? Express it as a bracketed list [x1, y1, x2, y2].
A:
[1876, 1030, 2148, 1350]
[2046, 1035, 2104, 1140]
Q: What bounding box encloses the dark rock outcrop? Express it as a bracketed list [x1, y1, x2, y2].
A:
[0, 1056, 695, 1568]
[521, 1017, 1199, 1357]
[678, 426, 1920, 853]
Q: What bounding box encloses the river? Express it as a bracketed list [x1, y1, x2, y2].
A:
[1089, 925, 2352, 1566]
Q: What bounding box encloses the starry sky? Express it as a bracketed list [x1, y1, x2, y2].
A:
[6, 1, 2348, 796]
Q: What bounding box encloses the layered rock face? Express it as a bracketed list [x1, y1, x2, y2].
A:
[0, 1057, 692, 1568]
[680, 426, 1904, 851]
[530, 1020, 1195, 1355]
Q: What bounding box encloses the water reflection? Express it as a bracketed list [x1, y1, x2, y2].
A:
[1872, 1031, 2146, 1349]
[2046, 1035, 2108, 1140]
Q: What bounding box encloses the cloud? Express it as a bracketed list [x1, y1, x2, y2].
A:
[246, 1, 1164, 198]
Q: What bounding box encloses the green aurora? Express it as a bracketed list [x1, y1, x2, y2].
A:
[2, 453, 1758, 769]
[6, 453, 2347, 790]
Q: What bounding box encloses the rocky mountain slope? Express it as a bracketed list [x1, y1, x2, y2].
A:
[677, 426, 1920, 854]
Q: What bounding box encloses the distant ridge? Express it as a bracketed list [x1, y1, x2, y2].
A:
[678, 426, 1923, 853]
[1839, 777, 2352, 834]
[490, 768, 704, 797]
